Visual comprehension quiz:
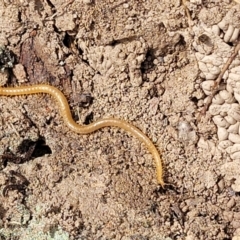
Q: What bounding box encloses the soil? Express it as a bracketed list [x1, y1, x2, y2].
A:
[0, 0, 240, 239]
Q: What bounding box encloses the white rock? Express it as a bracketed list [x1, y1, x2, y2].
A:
[224, 25, 234, 42]
[229, 133, 240, 144]
[217, 127, 229, 141]
[231, 151, 240, 160]
[201, 80, 215, 94]
[213, 115, 230, 128]
[229, 73, 240, 81]
[209, 66, 221, 76]
[232, 59, 240, 68]
[220, 112, 227, 117]
[212, 25, 220, 36]
[226, 84, 234, 94]
[201, 55, 222, 66]
[195, 52, 204, 61]
[230, 28, 240, 42]
[227, 78, 236, 90]
[219, 90, 235, 103]
[231, 66, 240, 74]
[218, 19, 228, 31]
[234, 88, 240, 96]
[235, 82, 240, 90]
[218, 140, 233, 150]
[83, 0, 92, 4]
[233, 228, 240, 240]
[198, 61, 209, 73]
[197, 137, 209, 150]
[200, 72, 206, 79]
[205, 72, 218, 80]
[223, 70, 229, 80]
[232, 177, 240, 192]
[234, 92, 240, 103]
[228, 104, 240, 121]
[220, 103, 232, 113]
[225, 115, 237, 125]
[208, 104, 222, 115]
[228, 122, 240, 134]
[212, 93, 224, 105]
[226, 144, 240, 154]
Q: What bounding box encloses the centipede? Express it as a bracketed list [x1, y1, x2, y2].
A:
[0, 84, 164, 187]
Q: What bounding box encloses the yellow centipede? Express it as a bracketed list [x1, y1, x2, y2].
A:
[0, 84, 164, 187]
